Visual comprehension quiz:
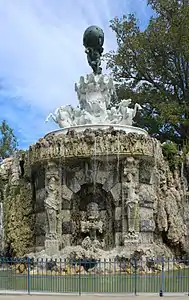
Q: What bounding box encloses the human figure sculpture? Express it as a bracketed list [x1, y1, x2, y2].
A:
[124, 172, 139, 235]
[80, 202, 103, 244]
[83, 26, 104, 75]
[44, 176, 59, 239]
[46, 72, 143, 128]
[75, 77, 87, 110]
[118, 99, 132, 125]
[126, 198, 139, 234]
[85, 48, 102, 75]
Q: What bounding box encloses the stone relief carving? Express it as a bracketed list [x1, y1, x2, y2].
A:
[44, 175, 59, 239]
[46, 73, 142, 128]
[125, 177, 139, 235]
[29, 131, 156, 164]
[81, 202, 104, 249]
[123, 158, 140, 243]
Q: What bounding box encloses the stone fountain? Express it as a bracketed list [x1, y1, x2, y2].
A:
[42, 25, 152, 255]
[0, 26, 188, 264]
[45, 25, 145, 136]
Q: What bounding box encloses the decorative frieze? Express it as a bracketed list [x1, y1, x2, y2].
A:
[28, 131, 157, 166]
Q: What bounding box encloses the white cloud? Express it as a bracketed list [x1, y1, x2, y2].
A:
[0, 0, 151, 147]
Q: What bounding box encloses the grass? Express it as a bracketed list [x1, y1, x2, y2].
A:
[0, 269, 189, 294]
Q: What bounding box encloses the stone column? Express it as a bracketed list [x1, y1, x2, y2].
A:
[109, 182, 122, 247]
[44, 161, 60, 254]
[114, 206, 122, 246]
[61, 184, 73, 248]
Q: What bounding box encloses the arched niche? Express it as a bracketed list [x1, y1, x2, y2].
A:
[70, 183, 115, 250]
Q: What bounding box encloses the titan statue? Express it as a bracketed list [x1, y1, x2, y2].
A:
[83, 25, 104, 75]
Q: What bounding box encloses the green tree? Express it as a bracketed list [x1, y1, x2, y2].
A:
[106, 0, 189, 144]
[0, 120, 18, 160]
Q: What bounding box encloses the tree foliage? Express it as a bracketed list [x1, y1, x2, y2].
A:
[106, 0, 189, 144]
[0, 120, 18, 161]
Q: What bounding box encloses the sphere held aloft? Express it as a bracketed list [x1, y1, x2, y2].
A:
[83, 25, 104, 50]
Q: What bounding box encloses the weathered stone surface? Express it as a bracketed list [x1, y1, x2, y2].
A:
[28, 130, 158, 164]
[35, 189, 46, 212]
[0, 152, 35, 256]
[140, 219, 155, 232]
[114, 220, 122, 232]
[62, 199, 71, 210]
[0, 130, 188, 260]
[62, 221, 73, 234]
[35, 169, 45, 190]
[35, 212, 46, 236]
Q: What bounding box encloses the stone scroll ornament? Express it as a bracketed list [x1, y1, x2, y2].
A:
[45, 25, 143, 130]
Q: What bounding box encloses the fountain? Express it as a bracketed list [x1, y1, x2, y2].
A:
[0, 26, 187, 266]
[45, 25, 146, 136]
[33, 25, 156, 257]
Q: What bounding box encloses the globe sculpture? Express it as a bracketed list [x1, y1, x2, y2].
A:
[83, 25, 104, 75]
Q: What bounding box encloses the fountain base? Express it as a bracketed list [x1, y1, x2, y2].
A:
[44, 124, 147, 137]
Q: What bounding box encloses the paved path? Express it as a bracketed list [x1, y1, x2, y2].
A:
[0, 294, 189, 299]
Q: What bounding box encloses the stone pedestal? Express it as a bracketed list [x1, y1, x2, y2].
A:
[124, 233, 139, 251]
[45, 239, 59, 255]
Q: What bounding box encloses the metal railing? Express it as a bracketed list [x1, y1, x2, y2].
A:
[0, 257, 188, 295]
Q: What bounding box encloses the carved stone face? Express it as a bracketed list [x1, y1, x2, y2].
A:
[126, 172, 134, 183]
[48, 177, 56, 191]
[87, 202, 99, 220]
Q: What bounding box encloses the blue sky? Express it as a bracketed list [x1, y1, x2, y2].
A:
[0, 0, 153, 149]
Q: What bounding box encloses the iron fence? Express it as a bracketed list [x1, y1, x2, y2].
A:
[0, 257, 188, 295]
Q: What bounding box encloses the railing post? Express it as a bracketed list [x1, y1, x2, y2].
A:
[78, 259, 81, 296]
[134, 258, 137, 296]
[27, 257, 31, 295]
[159, 256, 164, 297]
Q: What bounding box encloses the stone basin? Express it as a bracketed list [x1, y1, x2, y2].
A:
[44, 124, 148, 138]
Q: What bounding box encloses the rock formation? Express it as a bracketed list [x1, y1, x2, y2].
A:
[0, 129, 188, 261]
[0, 153, 35, 256]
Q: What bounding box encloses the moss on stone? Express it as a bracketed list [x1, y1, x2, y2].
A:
[3, 178, 35, 257]
[162, 142, 182, 171]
